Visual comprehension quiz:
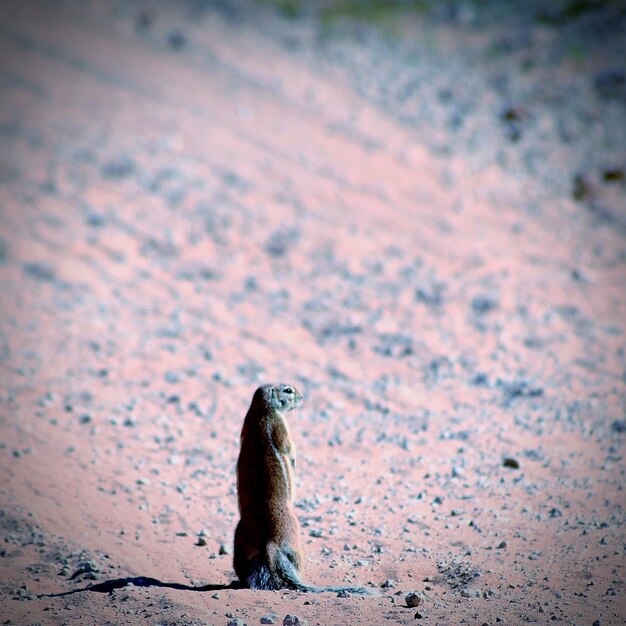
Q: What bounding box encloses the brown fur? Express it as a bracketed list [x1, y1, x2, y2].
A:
[233, 384, 372, 594]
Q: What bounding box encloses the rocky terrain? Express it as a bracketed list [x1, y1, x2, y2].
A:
[0, 0, 625, 624]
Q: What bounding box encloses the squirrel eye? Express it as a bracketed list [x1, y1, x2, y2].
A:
[284, 387, 293, 394]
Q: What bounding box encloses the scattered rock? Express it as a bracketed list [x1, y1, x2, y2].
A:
[611, 420, 626, 433]
[523, 448, 544, 462]
[437, 559, 481, 589]
[167, 31, 187, 50]
[100, 156, 136, 179]
[70, 560, 101, 580]
[14, 584, 34, 600]
[265, 228, 301, 257]
[501, 106, 528, 141]
[451, 466, 465, 479]
[220, 169, 251, 192]
[23, 262, 56, 282]
[405, 591, 421, 607]
[470, 373, 489, 387]
[471, 295, 498, 314]
[260, 615, 277, 625]
[572, 173, 595, 202]
[415, 283, 445, 307]
[602, 168, 624, 183]
[86, 212, 106, 227]
[283, 615, 307, 626]
[497, 378, 543, 405]
[164, 370, 180, 384]
[502, 457, 520, 469]
[373, 333, 413, 358]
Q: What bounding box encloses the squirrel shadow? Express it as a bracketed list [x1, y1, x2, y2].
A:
[39, 576, 242, 598]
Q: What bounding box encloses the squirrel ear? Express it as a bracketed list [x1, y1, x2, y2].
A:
[270, 387, 277, 404]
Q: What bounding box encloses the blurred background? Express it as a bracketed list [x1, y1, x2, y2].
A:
[1, 1, 625, 624]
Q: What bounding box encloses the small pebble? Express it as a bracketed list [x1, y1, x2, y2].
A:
[502, 457, 520, 469]
[100, 156, 135, 180]
[471, 295, 498, 314]
[405, 591, 421, 607]
[168, 31, 187, 50]
[603, 168, 624, 183]
[611, 420, 626, 433]
[451, 466, 464, 478]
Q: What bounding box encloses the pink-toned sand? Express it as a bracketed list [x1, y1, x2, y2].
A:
[1, 1, 625, 625]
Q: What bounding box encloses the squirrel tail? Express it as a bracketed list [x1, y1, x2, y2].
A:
[241, 547, 376, 595]
[273, 550, 376, 596]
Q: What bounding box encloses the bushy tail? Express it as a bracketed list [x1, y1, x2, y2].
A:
[273, 550, 375, 595]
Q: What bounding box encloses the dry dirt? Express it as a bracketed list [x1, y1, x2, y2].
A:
[1, 1, 625, 625]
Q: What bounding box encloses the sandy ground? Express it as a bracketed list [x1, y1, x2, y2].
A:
[1, 1, 625, 624]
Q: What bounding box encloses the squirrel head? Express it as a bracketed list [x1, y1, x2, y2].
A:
[255, 383, 303, 412]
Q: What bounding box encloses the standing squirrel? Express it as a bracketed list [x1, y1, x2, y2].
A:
[233, 383, 371, 594]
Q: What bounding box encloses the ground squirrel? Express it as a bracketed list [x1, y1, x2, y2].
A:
[233, 383, 372, 594]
